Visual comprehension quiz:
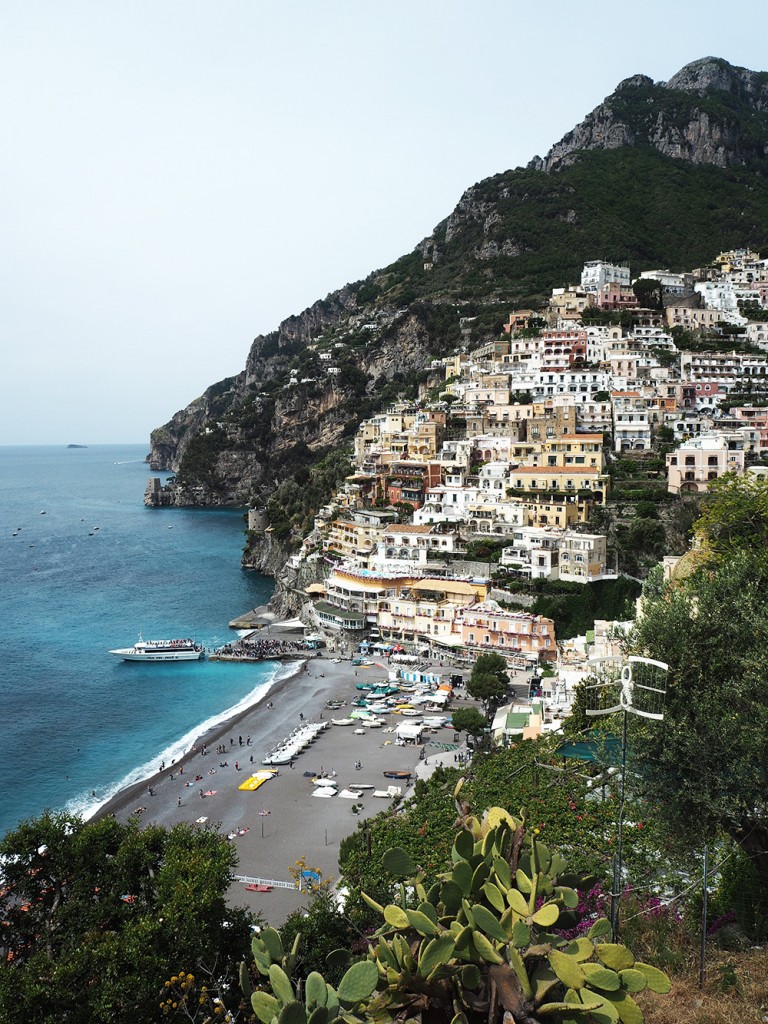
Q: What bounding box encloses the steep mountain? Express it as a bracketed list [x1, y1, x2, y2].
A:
[148, 56, 768, 574]
[530, 57, 768, 173]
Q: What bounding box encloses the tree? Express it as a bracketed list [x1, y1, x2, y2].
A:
[472, 652, 509, 684]
[694, 471, 768, 557]
[632, 277, 663, 309]
[0, 813, 253, 1023]
[279, 891, 358, 985]
[630, 550, 768, 890]
[467, 672, 506, 708]
[468, 653, 510, 711]
[451, 707, 488, 737]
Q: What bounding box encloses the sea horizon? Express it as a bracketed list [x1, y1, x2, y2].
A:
[0, 444, 277, 838]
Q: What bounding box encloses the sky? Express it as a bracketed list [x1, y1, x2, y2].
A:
[3, 1, 768, 445]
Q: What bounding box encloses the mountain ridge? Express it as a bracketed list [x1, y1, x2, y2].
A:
[529, 57, 768, 173]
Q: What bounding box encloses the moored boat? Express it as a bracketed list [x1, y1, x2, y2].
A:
[109, 636, 205, 662]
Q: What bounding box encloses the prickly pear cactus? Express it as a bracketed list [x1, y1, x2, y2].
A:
[241, 800, 670, 1024]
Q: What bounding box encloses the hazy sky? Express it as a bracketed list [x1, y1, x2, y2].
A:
[4, 1, 768, 445]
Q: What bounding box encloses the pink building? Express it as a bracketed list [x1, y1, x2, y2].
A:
[666, 434, 745, 494]
[458, 603, 557, 663]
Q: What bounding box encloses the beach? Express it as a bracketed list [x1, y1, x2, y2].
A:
[99, 643, 472, 923]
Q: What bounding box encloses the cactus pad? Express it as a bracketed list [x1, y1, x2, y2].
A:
[337, 960, 379, 1005]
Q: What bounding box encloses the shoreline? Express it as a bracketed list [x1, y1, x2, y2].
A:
[92, 655, 313, 823]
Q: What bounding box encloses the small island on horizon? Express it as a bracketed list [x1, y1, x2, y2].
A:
[66, 444, 88, 448]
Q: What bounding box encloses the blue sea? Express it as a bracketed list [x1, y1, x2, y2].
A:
[0, 445, 281, 839]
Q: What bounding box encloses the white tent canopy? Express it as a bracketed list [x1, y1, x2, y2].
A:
[395, 722, 424, 741]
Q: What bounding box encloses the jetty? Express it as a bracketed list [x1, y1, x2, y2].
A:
[212, 613, 322, 662]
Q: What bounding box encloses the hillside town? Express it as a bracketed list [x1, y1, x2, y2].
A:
[249, 248, 768, 732]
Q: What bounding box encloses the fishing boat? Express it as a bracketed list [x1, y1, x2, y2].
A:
[109, 636, 205, 662]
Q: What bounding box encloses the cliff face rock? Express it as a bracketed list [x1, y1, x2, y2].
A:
[147, 303, 452, 511]
[244, 287, 358, 385]
[530, 57, 768, 173]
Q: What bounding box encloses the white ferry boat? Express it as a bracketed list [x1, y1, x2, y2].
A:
[109, 636, 205, 662]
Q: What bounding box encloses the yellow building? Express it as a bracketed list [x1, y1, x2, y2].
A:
[322, 512, 397, 559]
[508, 465, 609, 525]
[529, 433, 605, 470]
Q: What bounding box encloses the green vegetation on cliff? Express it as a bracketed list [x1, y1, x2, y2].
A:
[371, 147, 768, 309]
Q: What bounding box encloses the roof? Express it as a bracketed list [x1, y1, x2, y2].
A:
[383, 524, 433, 535]
[557, 733, 621, 764]
[314, 602, 366, 623]
[505, 712, 531, 731]
[411, 579, 483, 595]
[513, 466, 604, 476]
[304, 583, 327, 594]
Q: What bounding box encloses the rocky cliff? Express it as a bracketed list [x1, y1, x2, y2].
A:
[147, 302, 464, 527]
[529, 58, 768, 173]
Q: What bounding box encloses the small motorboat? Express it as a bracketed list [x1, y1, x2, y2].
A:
[383, 770, 412, 780]
[331, 718, 356, 726]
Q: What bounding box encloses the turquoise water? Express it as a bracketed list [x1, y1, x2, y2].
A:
[0, 445, 279, 838]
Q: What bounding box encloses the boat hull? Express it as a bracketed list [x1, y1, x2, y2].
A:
[109, 648, 204, 662]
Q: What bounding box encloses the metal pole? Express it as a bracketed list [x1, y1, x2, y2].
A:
[700, 845, 709, 990]
[610, 709, 628, 939]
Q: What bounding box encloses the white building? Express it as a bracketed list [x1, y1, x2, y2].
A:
[581, 261, 631, 294]
[637, 269, 689, 295]
[612, 392, 652, 452]
[499, 527, 612, 583]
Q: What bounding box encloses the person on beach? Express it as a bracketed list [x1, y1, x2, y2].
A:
[199, 789, 204, 798]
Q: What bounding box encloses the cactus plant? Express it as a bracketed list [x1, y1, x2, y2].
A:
[241, 798, 669, 1023]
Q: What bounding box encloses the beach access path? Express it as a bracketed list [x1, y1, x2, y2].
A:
[100, 645, 473, 924]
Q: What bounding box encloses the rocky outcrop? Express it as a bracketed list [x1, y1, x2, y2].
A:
[147, 304, 451, 511]
[530, 57, 768, 173]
